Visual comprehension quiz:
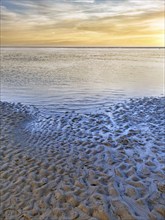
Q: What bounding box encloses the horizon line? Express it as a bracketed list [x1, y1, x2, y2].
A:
[1, 46, 165, 49]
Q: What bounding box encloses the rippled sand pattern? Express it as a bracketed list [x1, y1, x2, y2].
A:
[0, 98, 165, 220]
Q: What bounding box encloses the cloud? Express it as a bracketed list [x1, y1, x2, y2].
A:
[1, 0, 164, 46]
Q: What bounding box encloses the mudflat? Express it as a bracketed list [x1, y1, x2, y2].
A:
[0, 97, 165, 220]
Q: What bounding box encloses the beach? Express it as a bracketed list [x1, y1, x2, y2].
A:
[0, 97, 165, 220]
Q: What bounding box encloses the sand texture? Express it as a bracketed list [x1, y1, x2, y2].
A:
[0, 97, 165, 220]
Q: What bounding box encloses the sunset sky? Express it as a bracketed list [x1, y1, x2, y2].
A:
[1, 0, 164, 47]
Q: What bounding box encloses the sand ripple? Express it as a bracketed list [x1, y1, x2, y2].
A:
[0, 97, 165, 220]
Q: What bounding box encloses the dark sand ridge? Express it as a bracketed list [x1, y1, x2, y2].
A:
[0, 97, 165, 220]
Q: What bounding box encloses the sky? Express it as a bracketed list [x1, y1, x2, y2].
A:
[1, 0, 164, 46]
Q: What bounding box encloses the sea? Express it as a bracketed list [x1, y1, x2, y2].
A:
[1, 47, 164, 114]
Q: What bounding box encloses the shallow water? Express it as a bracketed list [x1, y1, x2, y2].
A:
[1, 48, 164, 113]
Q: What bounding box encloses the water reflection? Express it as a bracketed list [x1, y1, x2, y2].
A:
[1, 48, 164, 113]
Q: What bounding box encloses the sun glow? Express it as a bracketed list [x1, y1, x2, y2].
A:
[1, 0, 164, 47]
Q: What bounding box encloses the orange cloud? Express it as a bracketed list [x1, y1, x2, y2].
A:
[1, 0, 164, 46]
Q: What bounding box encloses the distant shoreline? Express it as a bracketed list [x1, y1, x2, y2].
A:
[1, 46, 165, 49]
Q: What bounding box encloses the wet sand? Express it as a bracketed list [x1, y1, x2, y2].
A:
[0, 97, 165, 220]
